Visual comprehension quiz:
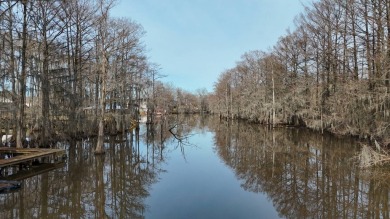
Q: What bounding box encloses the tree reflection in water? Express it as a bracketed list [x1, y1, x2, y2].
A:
[210, 118, 390, 219]
[0, 115, 186, 218]
[0, 115, 389, 218]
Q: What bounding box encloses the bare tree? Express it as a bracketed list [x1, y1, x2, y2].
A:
[94, 0, 116, 154]
[15, 0, 27, 148]
[211, 0, 390, 148]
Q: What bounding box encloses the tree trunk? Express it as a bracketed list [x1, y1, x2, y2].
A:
[95, 27, 108, 154]
[364, 0, 374, 89]
[271, 61, 276, 127]
[16, 1, 28, 148]
[41, 35, 51, 147]
[350, 0, 359, 80]
[95, 55, 107, 154]
[8, 4, 17, 147]
[386, 0, 390, 90]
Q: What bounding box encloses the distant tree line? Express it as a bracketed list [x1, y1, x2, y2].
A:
[149, 83, 209, 115]
[209, 0, 390, 147]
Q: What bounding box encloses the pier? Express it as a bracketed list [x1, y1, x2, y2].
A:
[0, 147, 66, 176]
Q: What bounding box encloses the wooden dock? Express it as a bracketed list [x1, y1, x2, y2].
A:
[0, 147, 66, 192]
[0, 147, 66, 169]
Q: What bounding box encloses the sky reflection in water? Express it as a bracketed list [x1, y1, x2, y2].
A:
[144, 130, 279, 219]
[1, 115, 388, 219]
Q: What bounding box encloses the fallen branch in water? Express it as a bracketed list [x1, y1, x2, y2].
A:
[168, 124, 196, 144]
[169, 124, 182, 141]
[357, 140, 390, 168]
[168, 124, 197, 161]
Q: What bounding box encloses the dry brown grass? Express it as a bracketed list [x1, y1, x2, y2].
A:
[357, 140, 390, 168]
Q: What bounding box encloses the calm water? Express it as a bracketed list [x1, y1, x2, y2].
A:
[0, 115, 389, 218]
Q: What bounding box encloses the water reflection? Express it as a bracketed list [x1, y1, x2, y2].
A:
[0, 134, 145, 218]
[0, 115, 200, 219]
[210, 118, 390, 219]
[0, 115, 389, 218]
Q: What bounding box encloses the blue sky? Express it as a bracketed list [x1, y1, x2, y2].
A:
[112, 0, 312, 92]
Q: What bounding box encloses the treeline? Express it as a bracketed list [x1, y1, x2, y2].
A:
[0, 0, 153, 149]
[0, 0, 211, 149]
[151, 85, 209, 115]
[210, 0, 390, 146]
